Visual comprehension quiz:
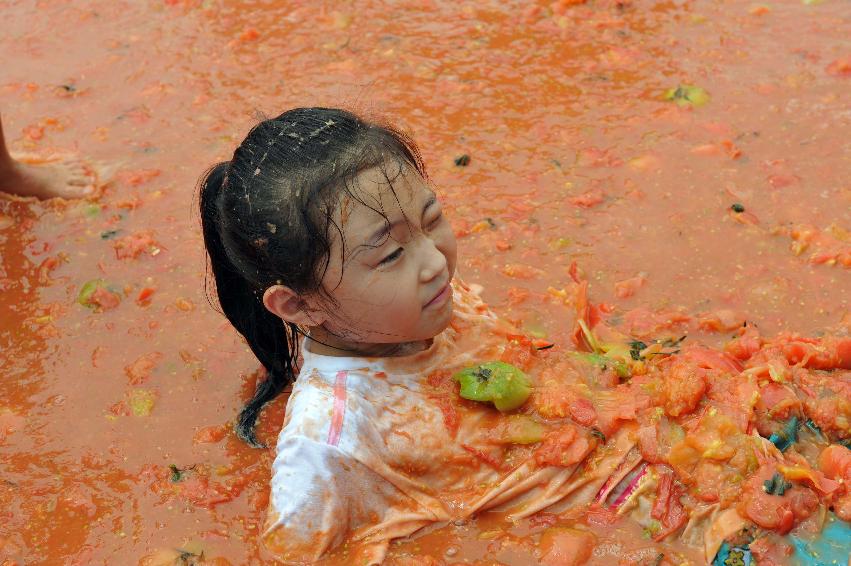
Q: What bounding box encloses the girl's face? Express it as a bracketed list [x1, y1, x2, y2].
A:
[312, 164, 457, 352]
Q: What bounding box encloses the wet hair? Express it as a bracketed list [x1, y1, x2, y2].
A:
[199, 107, 426, 447]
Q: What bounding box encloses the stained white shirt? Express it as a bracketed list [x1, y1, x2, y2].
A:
[261, 281, 633, 564]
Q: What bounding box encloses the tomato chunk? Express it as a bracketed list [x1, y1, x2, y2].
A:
[539, 526, 596, 566]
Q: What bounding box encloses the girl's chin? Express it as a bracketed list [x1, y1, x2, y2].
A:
[426, 299, 454, 333]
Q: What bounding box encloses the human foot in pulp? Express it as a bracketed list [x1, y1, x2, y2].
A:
[0, 113, 98, 200]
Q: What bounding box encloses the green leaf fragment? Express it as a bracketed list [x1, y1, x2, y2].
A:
[664, 85, 710, 107]
[169, 464, 196, 483]
[643, 520, 662, 539]
[128, 389, 156, 416]
[453, 361, 531, 412]
[629, 340, 648, 361]
[550, 237, 572, 250]
[763, 472, 792, 496]
[572, 352, 630, 379]
[83, 203, 102, 218]
[454, 154, 471, 167]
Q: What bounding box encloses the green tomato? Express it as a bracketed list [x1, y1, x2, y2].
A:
[501, 415, 545, 444]
[77, 279, 107, 308]
[571, 352, 631, 379]
[453, 361, 531, 412]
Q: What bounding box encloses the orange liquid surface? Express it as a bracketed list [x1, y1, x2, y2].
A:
[1, 0, 849, 564]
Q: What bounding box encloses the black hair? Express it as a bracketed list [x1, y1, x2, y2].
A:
[199, 107, 426, 447]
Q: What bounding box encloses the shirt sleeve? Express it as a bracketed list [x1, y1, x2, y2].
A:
[261, 435, 410, 565]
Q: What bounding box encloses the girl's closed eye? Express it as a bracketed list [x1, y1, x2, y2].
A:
[426, 211, 443, 229]
[379, 247, 403, 266]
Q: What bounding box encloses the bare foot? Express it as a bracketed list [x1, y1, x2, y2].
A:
[0, 155, 98, 200]
[0, 112, 99, 200]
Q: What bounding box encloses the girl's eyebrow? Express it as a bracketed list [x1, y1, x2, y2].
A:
[364, 193, 437, 247]
[366, 220, 399, 247]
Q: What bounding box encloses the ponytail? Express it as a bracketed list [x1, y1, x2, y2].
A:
[199, 162, 299, 448]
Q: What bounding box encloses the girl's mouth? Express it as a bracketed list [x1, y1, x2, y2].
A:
[424, 283, 450, 308]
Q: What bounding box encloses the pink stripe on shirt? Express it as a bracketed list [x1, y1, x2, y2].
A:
[326, 370, 348, 446]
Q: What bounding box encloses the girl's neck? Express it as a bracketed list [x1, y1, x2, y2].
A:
[305, 326, 432, 358]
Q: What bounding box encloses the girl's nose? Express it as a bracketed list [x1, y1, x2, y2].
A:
[419, 237, 448, 282]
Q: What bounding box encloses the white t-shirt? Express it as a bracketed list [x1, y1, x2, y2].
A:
[261, 281, 635, 564]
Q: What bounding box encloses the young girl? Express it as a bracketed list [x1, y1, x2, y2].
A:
[199, 107, 632, 564]
[199, 108, 851, 565]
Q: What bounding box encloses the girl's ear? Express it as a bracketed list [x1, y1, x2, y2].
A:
[262, 285, 326, 326]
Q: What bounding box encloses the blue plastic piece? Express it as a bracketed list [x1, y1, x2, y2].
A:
[768, 416, 799, 453]
[790, 514, 851, 566]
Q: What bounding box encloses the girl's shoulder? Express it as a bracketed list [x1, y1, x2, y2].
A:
[281, 364, 416, 444]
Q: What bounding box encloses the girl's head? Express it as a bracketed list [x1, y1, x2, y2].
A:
[199, 107, 456, 446]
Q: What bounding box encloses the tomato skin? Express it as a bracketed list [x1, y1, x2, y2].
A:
[774, 334, 851, 370]
[742, 495, 795, 534]
[593, 386, 644, 436]
[637, 418, 682, 464]
[754, 382, 801, 437]
[569, 187, 605, 208]
[530, 373, 598, 426]
[531, 382, 573, 419]
[684, 347, 743, 374]
[801, 387, 851, 440]
[645, 466, 688, 541]
[538, 526, 596, 566]
[834, 494, 851, 522]
[637, 424, 662, 463]
[500, 335, 537, 371]
[738, 465, 819, 534]
[748, 535, 794, 566]
[651, 468, 674, 519]
[692, 461, 723, 503]
[193, 425, 228, 444]
[660, 358, 708, 417]
[725, 326, 763, 361]
[136, 286, 156, 304]
[585, 502, 621, 526]
[826, 57, 851, 77]
[818, 444, 851, 481]
[835, 337, 851, 369]
[757, 383, 800, 418]
[534, 426, 594, 468]
[697, 309, 744, 332]
[614, 275, 645, 299]
[571, 280, 604, 351]
[568, 396, 597, 427]
[385, 556, 443, 566]
[89, 286, 121, 311]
